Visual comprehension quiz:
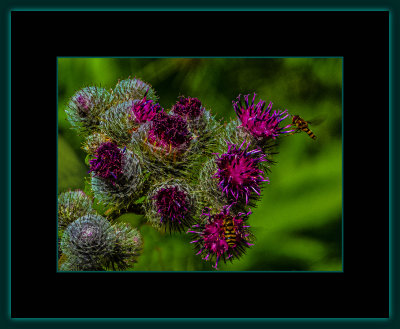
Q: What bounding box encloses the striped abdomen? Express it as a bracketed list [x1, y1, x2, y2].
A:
[293, 116, 317, 140]
[224, 218, 237, 248]
[301, 127, 317, 140]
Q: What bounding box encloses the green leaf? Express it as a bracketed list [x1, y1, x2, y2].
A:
[58, 136, 87, 193]
[84, 154, 92, 166]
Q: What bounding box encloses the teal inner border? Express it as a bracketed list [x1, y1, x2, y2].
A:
[2, 3, 396, 328]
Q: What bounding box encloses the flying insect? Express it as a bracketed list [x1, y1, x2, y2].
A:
[291, 115, 317, 140]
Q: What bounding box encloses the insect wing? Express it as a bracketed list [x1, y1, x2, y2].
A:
[306, 116, 325, 126]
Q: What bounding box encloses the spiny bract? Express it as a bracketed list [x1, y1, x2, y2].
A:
[60, 214, 116, 271]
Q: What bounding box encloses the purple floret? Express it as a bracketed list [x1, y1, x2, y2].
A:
[89, 142, 123, 184]
[76, 95, 90, 110]
[130, 95, 163, 124]
[152, 186, 188, 224]
[233, 93, 293, 140]
[214, 141, 268, 204]
[73, 94, 91, 117]
[172, 96, 204, 120]
[147, 112, 192, 152]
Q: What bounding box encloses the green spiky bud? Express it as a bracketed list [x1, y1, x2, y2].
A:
[103, 222, 143, 270]
[59, 259, 102, 271]
[113, 77, 158, 103]
[82, 132, 112, 155]
[61, 214, 116, 271]
[198, 158, 228, 210]
[66, 86, 114, 135]
[59, 261, 74, 271]
[100, 100, 136, 145]
[91, 149, 145, 212]
[58, 190, 96, 231]
[189, 109, 224, 157]
[223, 119, 250, 148]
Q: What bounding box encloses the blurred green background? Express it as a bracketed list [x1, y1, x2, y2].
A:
[58, 58, 342, 271]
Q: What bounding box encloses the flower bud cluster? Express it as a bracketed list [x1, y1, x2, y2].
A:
[58, 191, 143, 271]
[62, 77, 297, 270]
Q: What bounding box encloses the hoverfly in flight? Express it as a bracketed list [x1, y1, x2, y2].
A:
[290, 115, 318, 140]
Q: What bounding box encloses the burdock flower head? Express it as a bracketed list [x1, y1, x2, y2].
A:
[61, 214, 116, 271]
[129, 95, 163, 124]
[171, 96, 204, 121]
[113, 77, 158, 103]
[188, 205, 253, 269]
[90, 148, 144, 212]
[103, 222, 143, 271]
[145, 180, 196, 232]
[89, 142, 123, 184]
[153, 186, 187, 221]
[233, 93, 293, 140]
[69, 88, 101, 118]
[66, 87, 113, 134]
[75, 94, 90, 114]
[147, 112, 192, 154]
[214, 141, 269, 205]
[58, 190, 96, 231]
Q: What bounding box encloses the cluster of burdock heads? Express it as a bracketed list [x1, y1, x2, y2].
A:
[58, 76, 299, 271]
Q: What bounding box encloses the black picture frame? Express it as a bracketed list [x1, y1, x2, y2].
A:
[1, 3, 397, 329]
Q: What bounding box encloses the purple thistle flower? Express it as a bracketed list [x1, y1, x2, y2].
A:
[233, 93, 293, 140]
[188, 205, 253, 269]
[145, 181, 196, 232]
[171, 96, 204, 120]
[129, 95, 163, 124]
[88, 142, 123, 184]
[152, 186, 189, 225]
[213, 141, 269, 204]
[147, 112, 192, 153]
